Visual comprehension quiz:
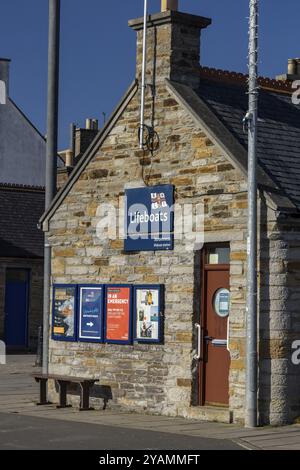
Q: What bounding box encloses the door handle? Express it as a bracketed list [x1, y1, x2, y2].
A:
[194, 323, 202, 360]
[227, 316, 230, 352]
[212, 339, 227, 347]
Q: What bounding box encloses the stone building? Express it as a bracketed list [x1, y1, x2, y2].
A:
[0, 58, 47, 351]
[0, 185, 44, 351]
[40, 5, 300, 425]
[0, 58, 95, 351]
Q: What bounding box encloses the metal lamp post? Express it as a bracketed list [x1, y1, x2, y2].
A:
[43, 0, 61, 374]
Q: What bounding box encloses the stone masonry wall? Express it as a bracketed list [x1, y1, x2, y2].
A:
[47, 80, 251, 422]
[258, 206, 300, 425]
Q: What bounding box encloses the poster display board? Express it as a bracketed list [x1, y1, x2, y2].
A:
[134, 285, 164, 343]
[78, 285, 104, 342]
[105, 286, 132, 344]
[52, 285, 77, 341]
[52, 283, 164, 345]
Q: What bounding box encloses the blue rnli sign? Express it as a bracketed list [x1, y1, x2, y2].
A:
[124, 185, 174, 252]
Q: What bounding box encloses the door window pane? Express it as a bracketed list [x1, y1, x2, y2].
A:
[206, 247, 230, 264]
[6, 269, 28, 283]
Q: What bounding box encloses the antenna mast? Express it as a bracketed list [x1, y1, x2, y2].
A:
[246, 0, 259, 428]
[139, 0, 148, 149]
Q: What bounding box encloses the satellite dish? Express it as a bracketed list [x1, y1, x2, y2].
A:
[0, 80, 6, 105]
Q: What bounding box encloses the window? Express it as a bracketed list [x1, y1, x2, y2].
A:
[206, 246, 230, 265]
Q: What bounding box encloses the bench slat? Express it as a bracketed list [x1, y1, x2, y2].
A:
[33, 373, 99, 384]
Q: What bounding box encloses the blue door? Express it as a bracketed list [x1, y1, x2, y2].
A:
[4, 269, 29, 348]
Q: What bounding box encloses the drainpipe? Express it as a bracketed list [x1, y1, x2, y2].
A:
[245, 0, 259, 428]
[43, 0, 61, 374]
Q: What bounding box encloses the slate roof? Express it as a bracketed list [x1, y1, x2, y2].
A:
[39, 70, 300, 225]
[196, 73, 300, 210]
[0, 186, 45, 258]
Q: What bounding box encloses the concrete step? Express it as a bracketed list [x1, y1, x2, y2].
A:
[184, 406, 232, 424]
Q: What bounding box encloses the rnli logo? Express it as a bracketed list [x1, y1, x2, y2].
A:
[151, 192, 167, 210]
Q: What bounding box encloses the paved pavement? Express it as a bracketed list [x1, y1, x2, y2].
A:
[0, 413, 241, 450]
[0, 355, 300, 450]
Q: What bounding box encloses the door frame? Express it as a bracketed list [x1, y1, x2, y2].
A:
[4, 267, 30, 349]
[198, 244, 230, 406]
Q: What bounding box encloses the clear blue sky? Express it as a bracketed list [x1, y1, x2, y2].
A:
[0, 0, 299, 148]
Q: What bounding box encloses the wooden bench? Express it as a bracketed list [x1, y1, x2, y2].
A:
[33, 374, 99, 411]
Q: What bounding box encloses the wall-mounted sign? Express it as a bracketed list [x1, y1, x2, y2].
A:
[105, 286, 132, 344]
[213, 288, 230, 318]
[78, 286, 104, 342]
[52, 285, 77, 342]
[125, 185, 174, 252]
[134, 285, 164, 343]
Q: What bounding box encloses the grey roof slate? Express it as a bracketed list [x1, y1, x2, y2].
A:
[39, 73, 300, 225]
[196, 78, 300, 210]
[0, 187, 45, 258]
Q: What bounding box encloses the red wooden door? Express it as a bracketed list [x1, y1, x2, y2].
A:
[201, 266, 230, 406]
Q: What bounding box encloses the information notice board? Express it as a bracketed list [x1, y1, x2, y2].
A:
[105, 286, 132, 344]
[52, 285, 77, 342]
[78, 285, 104, 342]
[134, 285, 163, 343]
[52, 283, 164, 344]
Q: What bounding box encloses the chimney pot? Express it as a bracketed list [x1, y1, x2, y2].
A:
[295, 58, 300, 76]
[86, 118, 93, 130]
[161, 0, 178, 11]
[65, 149, 74, 168]
[92, 119, 99, 131]
[288, 59, 297, 76]
[0, 58, 11, 100]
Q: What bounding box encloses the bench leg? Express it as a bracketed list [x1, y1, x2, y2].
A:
[36, 378, 52, 406]
[79, 382, 94, 411]
[56, 380, 72, 409]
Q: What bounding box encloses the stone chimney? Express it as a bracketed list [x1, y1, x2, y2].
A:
[0, 58, 10, 103]
[74, 119, 99, 162]
[276, 58, 300, 82]
[129, 6, 211, 89]
[57, 119, 99, 188]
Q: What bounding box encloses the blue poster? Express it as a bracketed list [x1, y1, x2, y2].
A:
[78, 286, 103, 342]
[125, 185, 174, 252]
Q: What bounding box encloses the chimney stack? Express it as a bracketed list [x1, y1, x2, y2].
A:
[74, 119, 99, 161]
[129, 9, 211, 89]
[276, 58, 300, 82]
[161, 0, 178, 11]
[0, 58, 10, 101]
